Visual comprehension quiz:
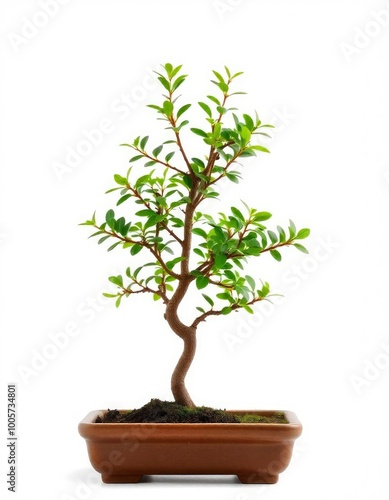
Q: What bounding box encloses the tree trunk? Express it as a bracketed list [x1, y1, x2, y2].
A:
[165, 199, 198, 407]
[165, 278, 197, 407]
[171, 330, 196, 407]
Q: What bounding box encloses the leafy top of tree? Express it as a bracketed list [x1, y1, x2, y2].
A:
[81, 63, 310, 407]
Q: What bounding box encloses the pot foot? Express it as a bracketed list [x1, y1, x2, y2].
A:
[102, 474, 143, 483]
[238, 473, 279, 484]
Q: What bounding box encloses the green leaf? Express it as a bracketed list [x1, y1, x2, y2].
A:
[106, 209, 115, 222]
[117, 194, 131, 206]
[107, 241, 122, 252]
[183, 174, 192, 188]
[231, 206, 245, 222]
[212, 70, 225, 83]
[214, 254, 227, 269]
[114, 174, 127, 185]
[191, 128, 208, 138]
[129, 154, 144, 162]
[270, 249, 282, 262]
[268, 230, 278, 244]
[192, 227, 208, 239]
[196, 275, 209, 290]
[217, 292, 234, 303]
[193, 248, 205, 258]
[115, 296, 122, 308]
[172, 75, 187, 91]
[213, 226, 226, 242]
[277, 225, 286, 243]
[166, 257, 185, 270]
[170, 217, 184, 227]
[227, 216, 241, 230]
[240, 126, 251, 143]
[202, 294, 214, 307]
[250, 145, 270, 153]
[136, 209, 155, 217]
[147, 104, 163, 112]
[289, 219, 297, 238]
[207, 95, 220, 105]
[221, 306, 232, 315]
[198, 102, 212, 118]
[243, 114, 254, 130]
[177, 103, 191, 119]
[165, 151, 175, 163]
[114, 217, 126, 234]
[152, 145, 163, 157]
[213, 122, 222, 138]
[130, 244, 143, 256]
[217, 81, 229, 93]
[171, 64, 183, 78]
[254, 211, 272, 221]
[245, 275, 256, 290]
[140, 136, 149, 149]
[103, 293, 117, 298]
[243, 305, 254, 314]
[109, 275, 123, 287]
[164, 62, 173, 74]
[158, 75, 170, 91]
[163, 100, 174, 117]
[224, 270, 236, 281]
[216, 106, 227, 115]
[232, 258, 244, 270]
[226, 172, 239, 183]
[88, 230, 104, 238]
[294, 243, 309, 254]
[296, 228, 310, 240]
[192, 157, 205, 169]
[162, 246, 174, 255]
[98, 235, 110, 244]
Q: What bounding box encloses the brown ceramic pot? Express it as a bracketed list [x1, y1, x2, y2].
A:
[78, 409, 302, 484]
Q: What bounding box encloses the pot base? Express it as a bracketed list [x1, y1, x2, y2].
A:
[101, 473, 279, 484]
[102, 474, 143, 483]
[238, 473, 278, 484]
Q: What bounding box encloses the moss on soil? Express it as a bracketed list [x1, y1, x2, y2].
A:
[96, 399, 288, 424]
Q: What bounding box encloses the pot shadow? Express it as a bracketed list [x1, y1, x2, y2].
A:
[129, 475, 241, 485]
[69, 470, 244, 486]
[67, 468, 99, 482]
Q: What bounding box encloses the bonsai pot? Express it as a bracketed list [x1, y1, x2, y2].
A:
[78, 409, 302, 484]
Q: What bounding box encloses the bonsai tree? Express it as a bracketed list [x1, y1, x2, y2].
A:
[81, 64, 310, 408]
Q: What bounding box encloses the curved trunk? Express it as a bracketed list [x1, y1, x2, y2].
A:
[171, 331, 196, 407]
[165, 200, 198, 407]
[165, 278, 197, 408]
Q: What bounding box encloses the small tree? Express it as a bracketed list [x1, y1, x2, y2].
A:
[81, 64, 310, 408]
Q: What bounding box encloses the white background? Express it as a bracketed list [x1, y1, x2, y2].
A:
[1, 0, 389, 498]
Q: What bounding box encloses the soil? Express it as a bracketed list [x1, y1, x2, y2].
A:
[95, 399, 288, 424]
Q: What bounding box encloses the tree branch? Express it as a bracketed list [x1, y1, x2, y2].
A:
[94, 225, 181, 280]
[191, 296, 265, 329]
[131, 145, 186, 175]
[173, 125, 192, 172]
[127, 185, 184, 247]
[261, 239, 294, 254]
[121, 279, 169, 305]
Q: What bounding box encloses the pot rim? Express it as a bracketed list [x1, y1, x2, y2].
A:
[79, 409, 303, 442]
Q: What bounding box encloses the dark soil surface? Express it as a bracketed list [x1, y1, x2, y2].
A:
[96, 399, 288, 424]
